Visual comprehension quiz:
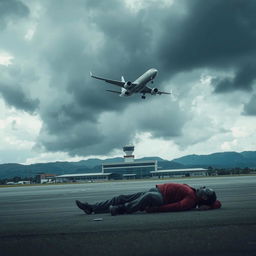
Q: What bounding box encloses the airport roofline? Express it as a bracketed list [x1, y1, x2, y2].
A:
[150, 168, 208, 174]
[56, 173, 111, 178]
[102, 160, 157, 166]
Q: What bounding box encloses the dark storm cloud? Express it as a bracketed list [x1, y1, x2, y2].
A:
[0, 0, 29, 29]
[34, 0, 165, 155]
[213, 61, 256, 93]
[34, 0, 256, 156]
[37, 121, 105, 155]
[157, 0, 256, 92]
[243, 94, 256, 116]
[0, 83, 39, 113]
[2, 0, 255, 158]
[134, 100, 187, 138]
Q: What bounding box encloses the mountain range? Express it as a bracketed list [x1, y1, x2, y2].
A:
[0, 151, 255, 179]
[173, 151, 256, 168]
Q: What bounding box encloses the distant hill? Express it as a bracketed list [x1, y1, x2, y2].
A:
[240, 151, 256, 162]
[158, 160, 185, 170]
[0, 151, 255, 179]
[173, 151, 256, 168]
[74, 157, 124, 168]
[0, 157, 162, 179]
[138, 157, 165, 162]
[0, 162, 94, 179]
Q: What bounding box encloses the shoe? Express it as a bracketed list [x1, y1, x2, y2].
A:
[109, 204, 126, 216]
[75, 200, 92, 214]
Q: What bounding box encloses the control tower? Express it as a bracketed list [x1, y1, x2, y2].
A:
[123, 145, 135, 163]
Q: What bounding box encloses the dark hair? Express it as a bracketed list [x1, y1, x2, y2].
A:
[198, 188, 217, 206]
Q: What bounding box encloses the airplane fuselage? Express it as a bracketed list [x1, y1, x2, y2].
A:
[121, 68, 158, 97]
[90, 67, 169, 99]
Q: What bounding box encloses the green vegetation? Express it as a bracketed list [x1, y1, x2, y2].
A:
[0, 167, 255, 186]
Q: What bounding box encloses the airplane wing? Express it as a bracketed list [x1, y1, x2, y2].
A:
[140, 87, 152, 94]
[157, 90, 171, 95]
[141, 86, 171, 95]
[90, 72, 125, 87]
[106, 89, 120, 94]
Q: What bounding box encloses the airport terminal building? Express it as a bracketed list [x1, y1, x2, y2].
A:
[102, 145, 157, 179]
[56, 146, 158, 182]
[55, 146, 208, 182]
[150, 168, 208, 178]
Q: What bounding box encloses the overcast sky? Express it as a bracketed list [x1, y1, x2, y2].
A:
[0, 0, 256, 164]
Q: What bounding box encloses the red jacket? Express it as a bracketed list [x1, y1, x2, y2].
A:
[147, 183, 221, 212]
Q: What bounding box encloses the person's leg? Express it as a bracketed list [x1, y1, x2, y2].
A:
[92, 192, 145, 213]
[76, 192, 145, 214]
[124, 191, 164, 213]
[76, 200, 93, 214]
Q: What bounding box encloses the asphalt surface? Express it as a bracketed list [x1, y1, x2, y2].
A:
[0, 176, 256, 256]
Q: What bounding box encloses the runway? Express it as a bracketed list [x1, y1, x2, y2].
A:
[1, 176, 256, 256]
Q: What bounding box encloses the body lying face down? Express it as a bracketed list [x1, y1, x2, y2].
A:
[145, 183, 221, 213]
[75, 183, 222, 215]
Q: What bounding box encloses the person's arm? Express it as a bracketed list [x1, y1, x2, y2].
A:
[146, 197, 196, 213]
[197, 200, 222, 211]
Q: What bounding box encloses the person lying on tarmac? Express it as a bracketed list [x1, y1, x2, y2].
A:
[75, 182, 222, 216]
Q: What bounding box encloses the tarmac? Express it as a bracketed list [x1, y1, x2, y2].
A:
[0, 175, 256, 256]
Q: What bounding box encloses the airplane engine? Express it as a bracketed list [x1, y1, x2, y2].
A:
[151, 88, 158, 95]
[121, 88, 131, 97]
[124, 81, 132, 89]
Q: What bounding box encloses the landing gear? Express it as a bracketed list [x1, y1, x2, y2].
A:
[141, 95, 146, 99]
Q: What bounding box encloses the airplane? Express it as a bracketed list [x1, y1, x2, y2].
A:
[90, 68, 171, 99]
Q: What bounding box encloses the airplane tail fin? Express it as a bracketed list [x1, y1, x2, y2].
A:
[121, 76, 125, 83]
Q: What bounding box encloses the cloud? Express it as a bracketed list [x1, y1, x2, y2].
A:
[0, 52, 14, 66]
[0, 0, 256, 162]
[36, 95, 187, 156]
[0, 0, 29, 29]
[157, 0, 256, 91]
[213, 61, 256, 93]
[0, 82, 39, 113]
[243, 94, 256, 115]
[0, 65, 39, 113]
[28, 0, 171, 155]
[0, 101, 41, 163]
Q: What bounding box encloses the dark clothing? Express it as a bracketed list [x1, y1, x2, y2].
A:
[87, 183, 221, 214]
[148, 183, 221, 212]
[91, 188, 164, 214]
[154, 183, 197, 212]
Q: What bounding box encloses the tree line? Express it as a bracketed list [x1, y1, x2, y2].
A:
[1, 167, 255, 185]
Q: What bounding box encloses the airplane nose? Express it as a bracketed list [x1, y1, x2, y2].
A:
[149, 68, 158, 78]
[151, 68, 157, 72]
